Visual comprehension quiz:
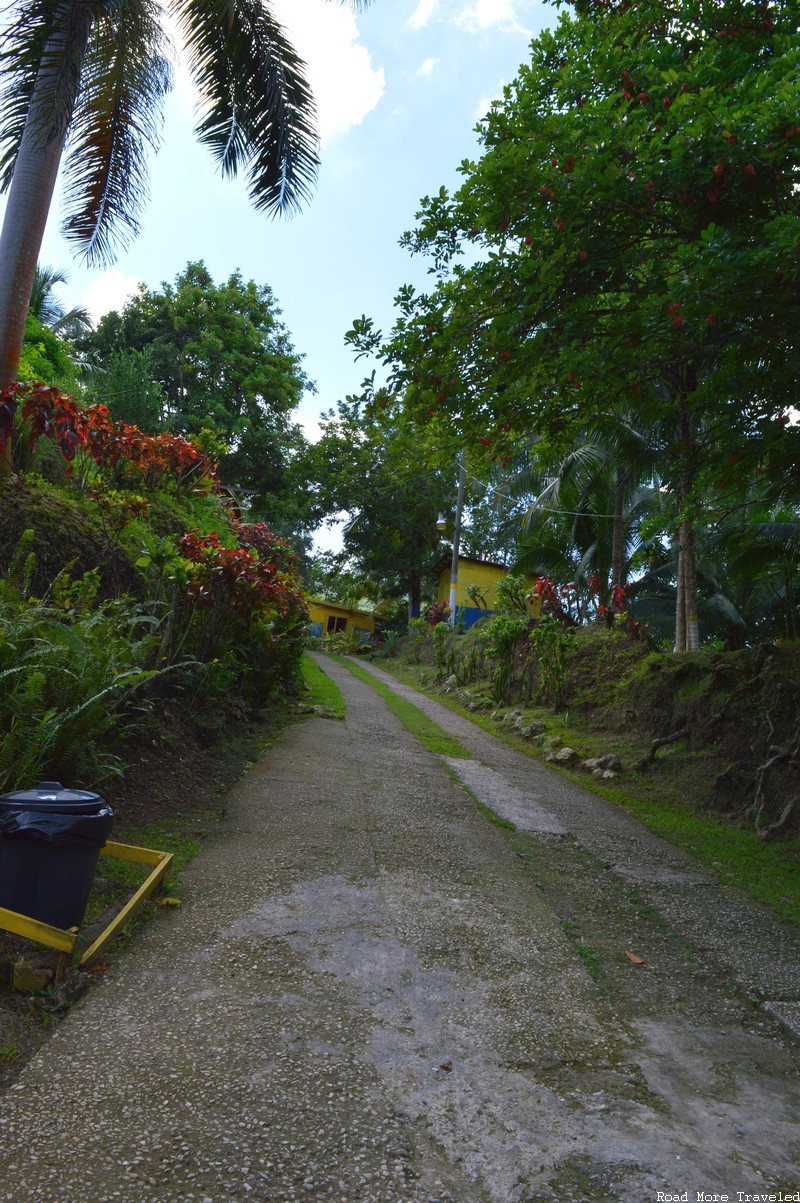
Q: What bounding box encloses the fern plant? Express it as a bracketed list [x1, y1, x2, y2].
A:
[0, 535, 167, 791]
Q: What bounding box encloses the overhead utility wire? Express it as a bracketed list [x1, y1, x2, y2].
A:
[458, 460, 618, 521]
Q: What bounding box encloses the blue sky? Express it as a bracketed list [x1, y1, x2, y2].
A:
[31, 0, 553, 437]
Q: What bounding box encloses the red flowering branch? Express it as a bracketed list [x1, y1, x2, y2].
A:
[0, 381, 218, 491]
[426, 599, 451, 626]
[528, 576, 570, 621]
[177, 529, 308, 622]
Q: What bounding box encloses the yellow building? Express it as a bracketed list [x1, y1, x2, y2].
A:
[435, 557, 540, 628]
[308, 600, 376, 642]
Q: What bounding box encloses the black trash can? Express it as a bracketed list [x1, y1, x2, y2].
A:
[0, 781, 114, 930]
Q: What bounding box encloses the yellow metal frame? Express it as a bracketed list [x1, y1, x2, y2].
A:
[0, 839, 174, 980]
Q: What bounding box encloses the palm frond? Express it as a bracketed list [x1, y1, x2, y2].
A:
[514, 542, 576, 579]
[748, 519, 800, 554]
[177, 0, 319, 217]
[0, 0, 58, 188]
[61, 0, 172, 265]
[52, 302, 93, 337]
[706, 590, 748, 628]
[625, 482, 662, 520]
[28, 262, 93, 334]
[28, 262, 69, 323]
[0, 0, 94, 189]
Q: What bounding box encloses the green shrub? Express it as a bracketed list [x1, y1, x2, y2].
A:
[381, 630, 402, 658]
[530, 615, 575, 709]
[320, 629, 368, 656]
[407, 616, 429, 663]
[495, 574, 529, 613]
[465, 582, 489, 611]
[481, 612, 530, 705]
[433, 620, 450, 680]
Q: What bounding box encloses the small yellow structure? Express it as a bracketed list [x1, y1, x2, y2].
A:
[435, 556, 540, 628]
[308, 600, 376, 643]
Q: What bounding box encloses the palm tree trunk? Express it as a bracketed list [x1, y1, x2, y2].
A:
[678, 517, 702, 649]
[611, 467, 627, 587]
[681, 516, 700, 650]
[674, 405, 700, 652]
[0, 6, 91, 473]
[674, 534, 686, 652]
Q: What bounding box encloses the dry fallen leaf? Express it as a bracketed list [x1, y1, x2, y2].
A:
[625, 950, 646, 965]
[158, 897, 182, 908]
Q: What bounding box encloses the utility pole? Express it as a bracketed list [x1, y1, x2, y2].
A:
[449, 451, 466, 627]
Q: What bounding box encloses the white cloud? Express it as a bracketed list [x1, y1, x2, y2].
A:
[456, 0, 526, 33]
[82, 269, 141, 322]
[409, 0, 438, 28]
[417, 57, 439, 77]
[406, 0, 530, 36]
[295, 409, 325, 444]
[272, 0, 385, 144]
[475, 84, 506, 119]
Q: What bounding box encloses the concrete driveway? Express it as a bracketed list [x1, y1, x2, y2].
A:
[0, 655, 798, 1203]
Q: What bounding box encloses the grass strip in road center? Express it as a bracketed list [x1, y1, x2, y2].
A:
[302, 654, 346, 718]
[330, 656, 470, 759]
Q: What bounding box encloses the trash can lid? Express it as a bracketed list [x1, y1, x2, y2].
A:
[0, 781, 108, 813]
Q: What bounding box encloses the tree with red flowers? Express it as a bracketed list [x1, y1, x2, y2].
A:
[354, 0, 800, 650]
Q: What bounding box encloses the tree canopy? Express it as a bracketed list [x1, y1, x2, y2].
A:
[300, 392, 451, 616]
[83, 261, 312, 535]
[361, 0, 799, 464]
[349, 0, 800, 647]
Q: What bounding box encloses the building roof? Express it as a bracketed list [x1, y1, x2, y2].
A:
[433, 554, 510, 576]
[308, 599, 376, 620]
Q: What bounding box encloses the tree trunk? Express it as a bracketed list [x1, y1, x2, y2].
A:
[448, 451, 466, 626]
[674, 535, 686, 652]
[682, 516, 700, 650]
[674, 405, 700, 652]
[611, 466, 627, 588]
[0, 6, 91, 473]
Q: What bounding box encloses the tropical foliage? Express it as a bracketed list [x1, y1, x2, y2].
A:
[0, 0, 341, 468]
[81, 262, 312, 537]
[346, 0, 800, 651]
[28, 265, 92, 341]
[0, 532, 163, 792]
[300, 393, 451, 617]
[0, 377, 308, 791]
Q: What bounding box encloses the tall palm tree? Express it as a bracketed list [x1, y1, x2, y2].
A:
[701, 505, 800, 647]
[0, 0, 332, 467]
